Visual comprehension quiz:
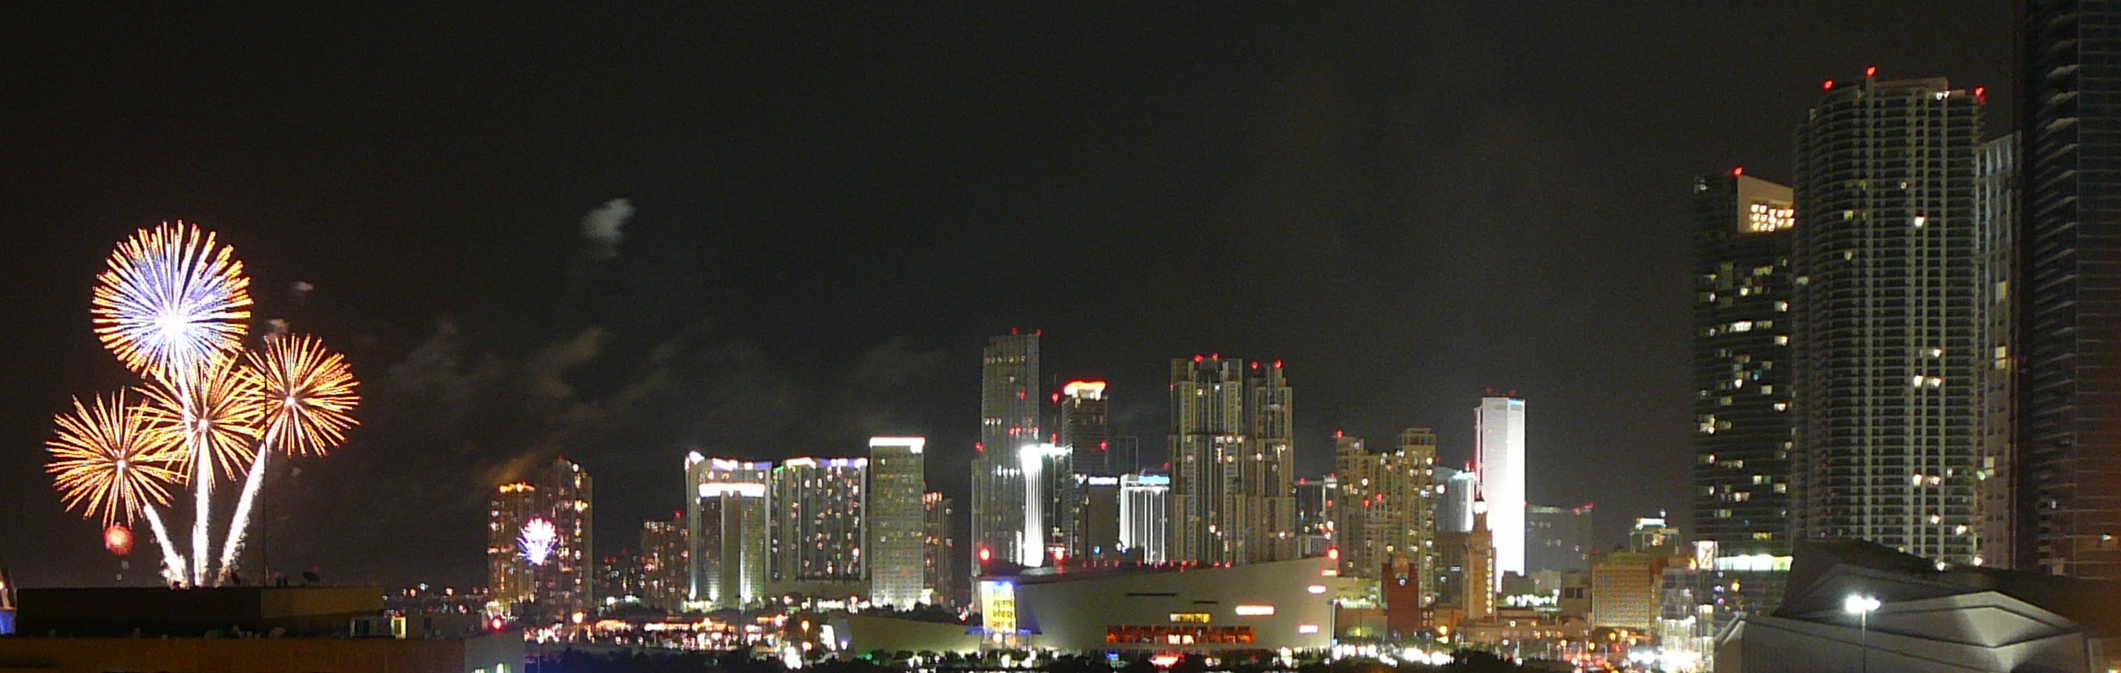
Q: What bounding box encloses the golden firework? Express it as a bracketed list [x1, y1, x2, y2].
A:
[241, 334, 359, 456]
[139, 355, 266, 481]
[91, 223, 252, 379]
[47, 391, 186, 526]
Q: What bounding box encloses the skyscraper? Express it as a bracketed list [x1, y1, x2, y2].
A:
[972, 332, 1040, 572]
[868, 437, 927, 609]
[771, 457, 866, 582]
[686, 455, 770, 610]
[1075, 475, 1122, 560]
[1060, 380, 1111, 475]
[486, 482, 539, 615]
[922, 492, 956, 607]
[1119, 473, 1169, 562]
[1328, 429, 1439, 588]
[1978, 134, 2017, 568]
[485, 458, 596, 621]
[1526, 504, 1593, 575]
[640, 518, 687, 612]
[1791, 75, 1984, 563]
[1435, 466, 1476, 534]
[1166, 356, 1298, 565]
[1475, 396, 1527, 588]
[1692, 170, 1797, 559]
[534, 457, 594, 620]
[2018, 1, 2121, 578]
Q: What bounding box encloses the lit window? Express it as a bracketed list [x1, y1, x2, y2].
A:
[1234, 605, 1276, 616]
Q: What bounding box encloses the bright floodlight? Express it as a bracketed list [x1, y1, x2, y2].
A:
[1843, 594, 1881, 614]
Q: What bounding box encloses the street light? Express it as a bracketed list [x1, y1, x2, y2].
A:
[1843, 594, 1881, 673]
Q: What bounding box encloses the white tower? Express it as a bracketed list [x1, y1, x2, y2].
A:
[1475, 396, 1527, 590]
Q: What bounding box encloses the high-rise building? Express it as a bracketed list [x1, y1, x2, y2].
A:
[1027, 443, 1072, 563]
[597, 550, 645, 609]
[922, 492, 956, 607]
[1791, 75, 1984, 563]
[1060, 381, 1111, 475]
[1475, 396, 1527, 588]
[1526, 504, 1593, 575]
[486, 482, 539, 614]
[1435, 466, 1476, 534]
[972, 332, 1040, 574]
[1329, 430, 1439, 590]
[640, 518, 687, 612]
[771, 457, 866, 582]
[1119, 473, 1169, 562]
[485, 458, 595, 621]
[2018, 2, 2121, 578]
[1977, 134, 2017, 568]
[868, 437, 927, 609]
[1295, 476, 1335, 558]
[1692, 171, 1797, 559]
[686, 455, 770, 610]
[1075, 475, 1122, 560]
[534, 458, 594, 620]
[1167, 356, 1297, 565]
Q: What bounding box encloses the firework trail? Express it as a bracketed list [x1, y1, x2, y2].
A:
[91, 223, 254, 586]
[218, 334, 359, 583]
[141, 356, 264, 586]
[46, 391, 188, 583]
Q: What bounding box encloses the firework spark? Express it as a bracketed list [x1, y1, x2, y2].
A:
[139, 355, 263, 585]
[139, 356, 266, 482]
[242, 334, 359, 456]
[47, 392, 184, 526]
[218, 334, 360, 581]
[91, 223, 253, 380]
[520, 518, 558, 566]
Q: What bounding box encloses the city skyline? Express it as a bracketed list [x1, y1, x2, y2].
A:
[0, 4, 2012, 588]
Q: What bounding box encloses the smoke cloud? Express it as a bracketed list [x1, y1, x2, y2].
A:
[579, 199, 633, 260]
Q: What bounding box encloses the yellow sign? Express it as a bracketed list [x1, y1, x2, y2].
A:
[980, 580, 1017, 635]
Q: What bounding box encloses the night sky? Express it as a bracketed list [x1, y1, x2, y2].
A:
[0, 4, 2010, 588]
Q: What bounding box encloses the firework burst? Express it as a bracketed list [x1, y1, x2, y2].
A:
[47, 392, 184, 526]
[218, 333, 359, 580]
[139, 356, 266, 481]
[91, 223, 253, 380]
[242, 334, 359, 456]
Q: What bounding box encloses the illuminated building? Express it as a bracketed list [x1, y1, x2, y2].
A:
[1435, 466, 1475, 533]
[1027, 442, 1072, 563]
[639, 517, 687, 612]
[596, 549, 644, 608]
[1526, 503, 1591, 576]
[1792, 75, 1984, 563]
[1167, 356, 1297, 565]
[533, 457, 595, 620]
[1057, 380, 1110, 557]
[486, 482, 539, 614]
[1475, 395, 1527, 588]
[1464, 499, 1496, 622]
[1120, 473, 1169, 562]
[1589, 551, 1670, 630]
[1629, 514, 1681, 553]
[1692, 170, 1796, 564]
[922, 492, 956, 607]
[868, 437, 926, 609]
[2018, 2, 2121, 580]
[1294, 476, 1333, 557]
[982, 557, 1334, 652]
[1978, 134, 2016, 569]
[771, 457, 867, 582]
[685, 454, 770, 610]
[1329, 429, 1439, 593]
[972, 332, 1040, 573]
[1074, 475, 1122, 560]
[1060, 380, 1110, 475]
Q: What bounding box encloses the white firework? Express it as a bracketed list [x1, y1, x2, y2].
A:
[519, 518, 558, 566]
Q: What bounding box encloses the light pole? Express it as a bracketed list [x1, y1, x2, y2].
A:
[1843, 594, 1881, 673]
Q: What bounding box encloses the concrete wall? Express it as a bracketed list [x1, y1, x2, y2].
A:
[1010, 557, 1333, 652]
